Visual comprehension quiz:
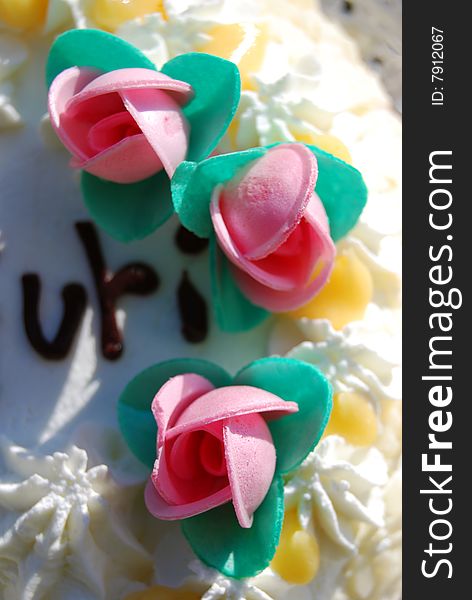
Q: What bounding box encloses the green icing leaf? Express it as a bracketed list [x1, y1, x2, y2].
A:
[46, 29, 156, 88]
[118, 358, 232, 467]
[162, 53, 241, 162]
[235, 357, 332, 473]
[116, 403, 157, 470]
[172, 148, 266, 238]
[81, 170, 173, 243]
[307, 144, 368, 241]
[182, 475, 284, 579]
[209, 236, 269, 332]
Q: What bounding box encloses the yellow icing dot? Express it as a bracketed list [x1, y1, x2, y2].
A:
[292, 130, 352, 164]
[271, 509, 320, 585]
[324, 392, 378, 446]
[125, 585, 201, 600]
[89, 0, 167, 32]
[0, 0, 48, 30]
[288, 250, 373, 330]
[198, 22, 269, 90]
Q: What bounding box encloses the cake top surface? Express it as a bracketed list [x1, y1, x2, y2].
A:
[0, 1, 401, 598]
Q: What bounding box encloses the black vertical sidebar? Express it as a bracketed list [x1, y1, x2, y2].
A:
[403, 4, 468, 599]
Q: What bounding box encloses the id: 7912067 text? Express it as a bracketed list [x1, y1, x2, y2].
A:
[432, 26, 444, 106]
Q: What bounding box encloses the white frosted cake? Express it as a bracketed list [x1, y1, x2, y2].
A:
[0, 1, 401, 599]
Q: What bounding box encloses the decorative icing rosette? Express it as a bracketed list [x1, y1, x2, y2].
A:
[172, 142, 367, 331]
[45, 29, 240, 242]
[118, 357, 332, 578]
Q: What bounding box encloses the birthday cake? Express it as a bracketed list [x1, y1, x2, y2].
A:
[0, 1, 401, 599]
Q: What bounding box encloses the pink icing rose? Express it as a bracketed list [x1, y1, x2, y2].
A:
[210, 143, 336, 312]
[48, 67, 193, 184]
[144, 373, 298, 528]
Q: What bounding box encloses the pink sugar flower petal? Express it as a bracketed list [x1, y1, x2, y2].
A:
[77, 134, 164, 183]
[67, 90, 125, 123]
[211, 185, 302, 292]
[199, 427, 228, 477]
[148, 375, 298, 526]
[145, 477, 232, 521]
[68, 93, 127, 159]
[49, 67, 193, 183]
[152, 421, 229, 506]
[66, 68, 193, 112]
[231, 196, 336, 312]
[120, 87, 189, 178]
[166, 385, 298, 440]
[212, 191, 334, 301]
[304, 191, 332, 237]
[212, 143, 318, 261]
[223, 414, 276, 528]
[230, 264, 328, 312]
[169, 430, 207, 481]
[151, 374, 216, 449]
[48, 66, 101, 161]
[152, 434, 229, 506]
[152, 446, 190, 505]
[241, 218, 323, 291]
[87, 111, 142, 153]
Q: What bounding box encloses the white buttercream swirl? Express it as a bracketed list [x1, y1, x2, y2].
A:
[0, 438, 153, 600]
[0, 35, 28, 81]
[271, 319, 399, 412]
[272, 316, 402, 466]
[284, 437, 387, 553]
[0, 34, 28, 129]
[115, 0, 389, 155]
[190, 561, 274, 600]
[0, 82, 22, 128]
[221, 82, 334, 154]
[341, 464, 402, 600]
[118, 12, 211, 68]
